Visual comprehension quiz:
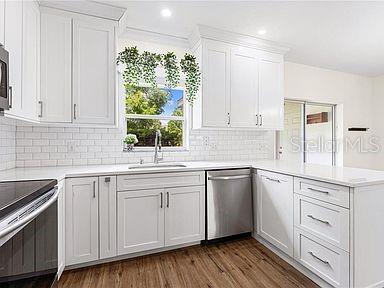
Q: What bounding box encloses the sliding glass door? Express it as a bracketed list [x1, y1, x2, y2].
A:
[277, 100, 335, 165]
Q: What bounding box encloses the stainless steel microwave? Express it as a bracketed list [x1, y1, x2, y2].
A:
[0, 46, 9, 112]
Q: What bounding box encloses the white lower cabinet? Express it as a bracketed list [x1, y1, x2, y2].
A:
[66, 177, 99, 265]
[256, 170, 294, 257]
[165, 186, 205, 246]
[57, 180, 65, 278]
[117, 184, 205, 255]
[117, 189, 165, 255]
[294, 229, 349, 288]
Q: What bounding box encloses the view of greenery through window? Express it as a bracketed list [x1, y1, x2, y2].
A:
[125, 85, 184, 147]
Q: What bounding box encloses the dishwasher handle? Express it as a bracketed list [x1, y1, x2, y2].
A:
[208, 174, 251, 181]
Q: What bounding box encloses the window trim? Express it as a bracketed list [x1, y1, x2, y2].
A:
[124, 84, 188, 151]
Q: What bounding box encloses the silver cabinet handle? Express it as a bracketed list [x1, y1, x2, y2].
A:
[104, 177, 110, 183]
[307, 214, 330, 225]
[227, 112, 230, 126]
[256, 114, 259, 126]
[208, 174, 251, 181]
[259, 114, 263, 126]
[166, 192, 170, 208]
[73, 104, 77, 120]
[308, 251, 330, 265]
[307, 187, 329, 194]
[8, 86, 12, 108]
[38, 101, 43, 118]
[93, 181, 96, 198]
[160, 193, 163, 208]
[266, 177, 281, 183]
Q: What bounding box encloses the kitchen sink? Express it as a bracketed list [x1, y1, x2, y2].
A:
[128, 163, 187, 169]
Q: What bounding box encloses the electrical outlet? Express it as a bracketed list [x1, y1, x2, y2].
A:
[203, 136, 209, 147]
[67, 141, 76, 152]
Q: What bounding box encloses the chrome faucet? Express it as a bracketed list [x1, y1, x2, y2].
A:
[154, 129, 163, 164]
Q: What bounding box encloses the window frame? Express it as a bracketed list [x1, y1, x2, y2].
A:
[124, 83, 189, 151]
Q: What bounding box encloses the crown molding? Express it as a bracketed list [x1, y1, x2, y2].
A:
[189, 24, 290, 55]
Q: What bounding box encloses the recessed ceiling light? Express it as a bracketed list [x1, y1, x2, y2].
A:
[257, 29, 267, 36]
[161, 8, 172, 18]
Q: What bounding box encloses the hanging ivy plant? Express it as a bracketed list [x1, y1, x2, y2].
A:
[180, 54, 201, 105]
[116, 46, 141, 86]
[139, 51, 161, 88]
[162, 52, 180, 89]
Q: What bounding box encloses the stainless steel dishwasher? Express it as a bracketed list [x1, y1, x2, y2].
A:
[206, 169, 253, 240]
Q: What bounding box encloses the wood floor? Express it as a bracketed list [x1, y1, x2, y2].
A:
[59, 237, 318, 288]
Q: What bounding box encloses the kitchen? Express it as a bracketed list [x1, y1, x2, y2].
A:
[0, 1, 384, 288]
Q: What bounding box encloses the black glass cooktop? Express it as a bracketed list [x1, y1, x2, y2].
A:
[0, 179, 57, 219]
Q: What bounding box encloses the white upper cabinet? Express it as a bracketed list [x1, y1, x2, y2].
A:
[258, 53, 284, 130]
[0, 1, 4, 46]
[73, 18, 115, 125]
[230, 46, 259, 128]
[200, 39, 230, 128]
[4, 0, 23, 118]
[40, 10, 72, 123]
[22, 0, 40, 121]
[191, 26, 288, 130]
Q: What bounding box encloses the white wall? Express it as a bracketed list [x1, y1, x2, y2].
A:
[285, 62, 377, 169]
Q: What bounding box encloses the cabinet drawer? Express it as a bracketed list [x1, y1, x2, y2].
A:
[294, 229, 349, 288]
[294, 178, 349, 208]
[294, 194, 349, 251]
[117, 171, 205, 191]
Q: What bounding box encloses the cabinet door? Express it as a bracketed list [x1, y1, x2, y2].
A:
[57, 181, 65, 278]
[22, 0, 39, 120]
[202, 39, 230, 127]
[73, 18, 115, 125]
[230, 47, 259, 128]
[256, 170, 294, 257]
[117, 189, 164, 255]
[4, 0, 23, 118]
[165, 186, 205, 246]
[258, 52, 284, 130]
[0, 1, 4, 46]
[99, 176, 117, 260]
[66, 177, 99, 265]
[40, 11, 72, 123]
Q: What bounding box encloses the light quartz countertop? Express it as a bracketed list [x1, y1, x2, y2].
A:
[1, 160, 384, 187]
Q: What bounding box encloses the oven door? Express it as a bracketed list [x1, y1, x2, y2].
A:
[0, 46, 9, 111]
[0, 189, 58, 288]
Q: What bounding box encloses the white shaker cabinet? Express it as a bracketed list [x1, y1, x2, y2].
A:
[66, 177, 99, 265]
[256, 170, 294, 257]
[99, 176, 117, 260]
[200, 39, 230, 128]
[117, 189, 165, 255]
[0, 1, 4, 46]
[4, 0, 23, 118]
[230, 47, 259, 128]
[72, 18, 115, 125]
[258, 53, 284, 130]
[165, 186, 205, 246]
[40, 10, 72, 123]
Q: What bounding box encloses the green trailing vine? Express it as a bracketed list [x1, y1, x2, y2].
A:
[180, 54, 201, 105]
[162, 52, 180, 88]
[139, 51, 161, 88]
[117, 47, 201, 105]
[116, 46, 141, 86]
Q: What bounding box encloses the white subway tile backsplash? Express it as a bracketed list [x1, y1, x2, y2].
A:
[13, 123, 275, 168]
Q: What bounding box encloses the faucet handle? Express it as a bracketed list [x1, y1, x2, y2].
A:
[139, 158, 144, 164]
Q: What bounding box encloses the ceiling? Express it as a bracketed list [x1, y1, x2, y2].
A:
[103, 1, 384, 77]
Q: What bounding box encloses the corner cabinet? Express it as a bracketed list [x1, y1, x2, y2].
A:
[39, 7, 117, 126]
[191, 26, 287, 130]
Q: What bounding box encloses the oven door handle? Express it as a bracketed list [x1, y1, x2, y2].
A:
[208, 175, 251, 181]
[0, 187, 59, 239]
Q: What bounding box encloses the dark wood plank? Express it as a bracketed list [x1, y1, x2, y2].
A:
[59, 238, 319, 288]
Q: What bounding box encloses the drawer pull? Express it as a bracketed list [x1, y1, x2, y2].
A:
[307, 187, 329, 194]
[266, 177, 281, 183]
[308, 251, 330, 265]
[160, 193, 163, 208]
[307, 214, 330, 225]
